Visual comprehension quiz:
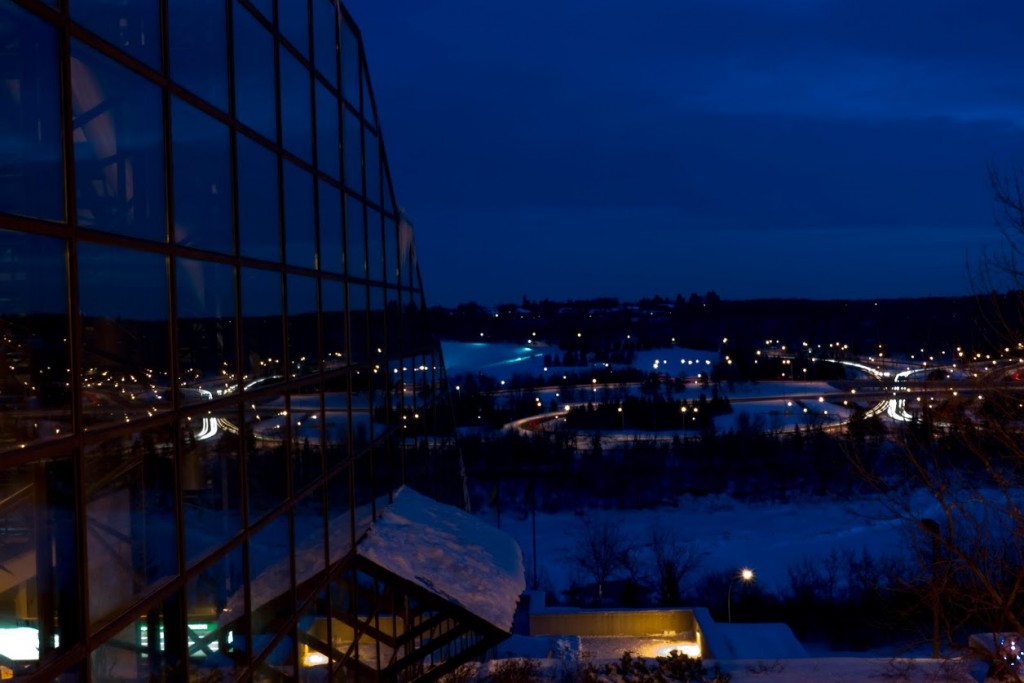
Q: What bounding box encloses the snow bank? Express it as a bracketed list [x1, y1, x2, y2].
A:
[359, 486, 526, 632]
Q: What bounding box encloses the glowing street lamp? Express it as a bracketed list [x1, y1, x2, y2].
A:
[727, 567, 755, 623]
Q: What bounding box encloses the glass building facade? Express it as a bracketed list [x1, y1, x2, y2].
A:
[0, 0, 484, 680]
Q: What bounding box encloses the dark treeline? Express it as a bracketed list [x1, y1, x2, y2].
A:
[461, 421, 886, 515]
[430, 292, 1020, 357]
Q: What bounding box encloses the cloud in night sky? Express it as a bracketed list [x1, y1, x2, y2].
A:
[344, 0, 1024, 305]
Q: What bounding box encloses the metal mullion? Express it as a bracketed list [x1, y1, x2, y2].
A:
[57, 6, 94, 672]
[159, 0, 189, 667]
[65, 21, 165, 90]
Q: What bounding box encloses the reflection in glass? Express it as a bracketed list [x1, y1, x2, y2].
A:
[278, 0, 308, 57]
[248, 0, 272, 20]
[344, 194, 364, 278]
[315, 83, 340, 180]
[342, 109, 362, 194]
[84, 427, 179, 629]
[245, 395, 288, 521]
[89, 602, 186, 681]
[290, 386, 324, 492]
[361, 62, 377, 127]
[319, 181, 342, 273]
[247, 514, 295, 667]
[176, 257, 237, 402]
[313, 0, 338, 87]
[287, 274, 318, 378]
[364, 128, 380, 206]
[321, 279, 345, 367]
[234, 2, 276, 142]
[181, 406, 241, 564]
[340, 19, 359, 107]
[0, 2, 63, 221]
[71, 0, 160, 68]
[385, 287, 401, 380]
[0, 458, 81, 674]
[72, 41, 165, 241]
[237, 135, 281, 263]
[241, 267, 283, 384]
[366, 207, 383, 283]
[347, 282, 367, 366]
[368, 285, 386, 365]
[280, 47, 312, 163]
[384, 217, 398, 286]
[187, 545, 247, 679]
[399, 217, 415, 288]
[168, 0, 228, 109]
[322, 373, 348, 470]
[78, 243, 170, 428]
[298, 588, 331, 680]
[0, 230, 71, 446]
[284, 162, 316, 269]
[172, 98, 233, 253]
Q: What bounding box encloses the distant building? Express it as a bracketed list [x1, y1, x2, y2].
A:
[0, 0, 520, 680]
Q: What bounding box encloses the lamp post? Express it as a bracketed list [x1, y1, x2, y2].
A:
[727, 567, 755, 623]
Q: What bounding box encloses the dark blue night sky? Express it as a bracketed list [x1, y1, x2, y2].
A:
[345, 0, 1024, 306]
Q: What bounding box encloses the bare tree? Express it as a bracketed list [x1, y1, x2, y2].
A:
[848, 165, 1024, 659]
[650, 526, 702, 606]
[571, 513, 636, 606]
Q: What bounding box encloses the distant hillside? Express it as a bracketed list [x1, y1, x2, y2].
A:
[428, 292, 1024, 357]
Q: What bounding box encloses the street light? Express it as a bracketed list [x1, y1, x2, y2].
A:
[727, 567, 755, 623]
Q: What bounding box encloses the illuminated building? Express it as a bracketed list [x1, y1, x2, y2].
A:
[0, 0, 521, 679]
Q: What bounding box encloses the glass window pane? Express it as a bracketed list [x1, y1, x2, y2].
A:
[368, 285, 385, 363]
[284, 161, 316, 269]
[322, 376, 348, 471]
[0, 230, 71, 445]
[364, 128, 380, 206]
[366, 206, 382, 283]
[280, 48, 312, 163]
[249, 0, 272, 20]
[78, 243, 170, 429]
[279, 0, 308, 57]
[247, 514, 295, 668]
[172, 98, 234, 253]
[84, 427, 179, 629]
[313, 0, 338, 87]
[187, 545, 247, 678]
[237, 135, 281, 263]
[384, 217, 398, 286]
[287, 274, 318, 378]
[89, 597, 186, 681]
[72, 41, 165, 241]
[234, 3, 276, 142]
[398, 217, 414, 286]
[318, 181, 342, 274]
[315, 83, 339, 180]
[0, 2, 63, 221]
[241, 267, 283, 384]
[181, 407, 242, 564]
[290, 386, 323, 492]
[0, 458, 81, 675]
[168, 0, 228, 109]
[344, 194, 364, 278]
[340, 19, 358, 107]
[245, 394, 288, 520]
[342, 109, 361, 194]
[176, 257, 237, 401]
[321, 279, 345, 366]
[347, 281, 366, 366]
[71, 0, 160, 68]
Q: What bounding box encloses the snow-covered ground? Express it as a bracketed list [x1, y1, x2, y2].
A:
[485, 491, 923, 598]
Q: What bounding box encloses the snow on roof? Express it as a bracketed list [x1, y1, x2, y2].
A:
[358, 486, 525, 632]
